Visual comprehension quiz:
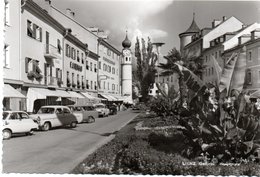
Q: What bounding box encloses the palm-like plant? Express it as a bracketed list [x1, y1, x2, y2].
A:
[159, 48, 204, 107]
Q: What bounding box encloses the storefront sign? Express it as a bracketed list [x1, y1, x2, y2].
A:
[70, 62, 82, 72]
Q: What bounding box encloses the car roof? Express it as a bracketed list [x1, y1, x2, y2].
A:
[3, 111, 27, 114]
[40, 105, 69, 108]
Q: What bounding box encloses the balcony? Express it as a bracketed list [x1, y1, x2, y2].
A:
[44, 44, 62, 59]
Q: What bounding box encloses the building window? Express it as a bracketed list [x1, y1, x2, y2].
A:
[66, 44, 70, 57]
[4, 44, 10, 68]
[72, 73, 75, 85]
[99, 61, 101, 69]
[215, 51, 218, 59]
[90, 81, 93, 89]
[94, 64, 97, 72]
[219, 50, 221, 57]
[103, 64, 106, 71]
[107, 82, 109, 90]
[205, 56, 208, 63]
[248, 51, 252, 61]
[77, 50, 80, 62]
[94, 81, 97, 90]
[107, 49, 111, 56]
[211, 67, 214, 75]
[90, 62, 93, 71]
[86, 80, 89, 89]
[27, 20, 42, 41]
[4, 0, 10, 26]
[112, 67, 115, 74]
[247, 70, 252, 84]
[103, 81, 106, 89]
[81, 53, 84, 64]
[86, 61, 89, 70]
[57, 39, 61, 54]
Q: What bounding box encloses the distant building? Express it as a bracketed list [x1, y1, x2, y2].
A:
[203, 23, 260, 84]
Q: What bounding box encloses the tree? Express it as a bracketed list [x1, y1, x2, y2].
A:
[134, 37, 158, 102]
[159, 48, 204, 107]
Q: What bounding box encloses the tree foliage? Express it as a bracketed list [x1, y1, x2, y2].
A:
[134, 37, 158, 102]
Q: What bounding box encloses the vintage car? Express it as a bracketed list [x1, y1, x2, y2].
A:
[68, 105, 98, 123]
[2, 111, 39, 140]
[30, 105, 83, 131]
[94, 103, 110, 117]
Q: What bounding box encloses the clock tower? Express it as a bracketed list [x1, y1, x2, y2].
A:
[121, 31, 133, 104]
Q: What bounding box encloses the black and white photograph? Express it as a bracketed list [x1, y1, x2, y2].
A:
[1, 0, 260, 176]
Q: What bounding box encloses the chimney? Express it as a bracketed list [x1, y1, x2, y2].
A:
[251, 31, 256, 40]
[66, 8, 71, 16]
[212, 19, 221, 28]
[42, 0, 52, 14]
[222, 16, 227, 21]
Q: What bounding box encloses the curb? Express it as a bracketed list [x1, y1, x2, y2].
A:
[69, 111, 140, 173]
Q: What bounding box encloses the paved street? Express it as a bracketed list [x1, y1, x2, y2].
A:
[2, 110, 139, 174]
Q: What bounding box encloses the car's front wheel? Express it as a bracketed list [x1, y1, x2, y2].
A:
[3, 129, 12, 140]
[42, 122, 51, 131]
[70, 121, 77, 128]
[26, 129, 34, 136]
[88, 116, 95, 123]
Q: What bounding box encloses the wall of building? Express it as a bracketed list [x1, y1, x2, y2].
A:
[203, 16, 243, 49]
[64, 39, 86, 90]
[224, 23, 260, 50]
[50, 6, 98, 53]
[245, 39, 260, 90]
[202, 45, 224, 84]
[98, 44, 121, 96]
[3, 0, 21, 82]
[21, 9, 63, 86]
[85, 55, 98, 96]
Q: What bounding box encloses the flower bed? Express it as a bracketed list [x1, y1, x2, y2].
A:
[71, 113, 260, 175]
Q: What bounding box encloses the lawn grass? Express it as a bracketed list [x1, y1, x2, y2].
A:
[71, 113, 260, 175]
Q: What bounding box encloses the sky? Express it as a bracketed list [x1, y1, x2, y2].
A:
[42, 0, 260, 56]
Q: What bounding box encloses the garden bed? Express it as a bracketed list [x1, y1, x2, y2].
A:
[71, 113, 260, 175]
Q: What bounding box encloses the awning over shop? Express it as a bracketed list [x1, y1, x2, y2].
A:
[67, 91, 85, 99]
[99, 94, 117, 101]
[81, 92, 96, 100]
[3, 84, 26, 98]
[113, 95, 125, 101]
[27, 88, 73, 112]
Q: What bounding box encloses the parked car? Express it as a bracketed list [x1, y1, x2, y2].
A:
[68, 105, 98, 123]
[2, 111, 38, 140]
[94, 103, 110, 117]
[107, 104, 118, 115]
[30, 105, 83, 131]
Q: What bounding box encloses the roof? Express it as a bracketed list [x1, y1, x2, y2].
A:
[180, 13, 200, 36]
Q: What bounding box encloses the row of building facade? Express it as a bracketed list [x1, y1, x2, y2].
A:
[155, 14, 260, 96]
[3, 0, 133, 112]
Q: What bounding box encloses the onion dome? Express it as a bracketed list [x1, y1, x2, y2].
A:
[122, 31, 131, 48]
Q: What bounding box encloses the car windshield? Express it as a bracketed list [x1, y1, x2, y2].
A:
[38, 108, 55, 114]
[2, 112, 9, 120]
[84, 106, 94, 111]
[95, 105, 104, 108]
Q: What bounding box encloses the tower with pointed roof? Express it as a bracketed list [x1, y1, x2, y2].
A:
[121, 31, 133, 104]
[179, 13, 200, 55]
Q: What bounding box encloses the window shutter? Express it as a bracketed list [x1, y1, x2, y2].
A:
[56, 68, 59, 78]
[32, 24, 37, 39]
[39, 27, 42, 42]
[25, 57, 29, 73]
[60, 70, 62, 80]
